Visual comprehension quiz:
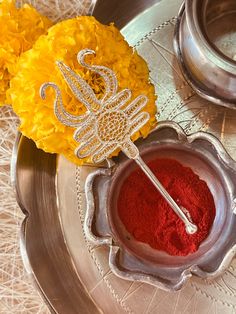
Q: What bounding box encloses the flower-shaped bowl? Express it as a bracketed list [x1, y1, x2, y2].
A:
[84, 121, 236, 291]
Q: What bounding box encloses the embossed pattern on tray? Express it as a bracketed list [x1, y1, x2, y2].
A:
[57, 0, 236, 312]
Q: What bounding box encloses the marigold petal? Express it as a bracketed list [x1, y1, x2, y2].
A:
[0, 0, 52, 105]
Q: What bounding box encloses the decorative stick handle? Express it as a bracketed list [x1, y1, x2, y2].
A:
[45, 48, 198, 235]
[135, 155, 198, 235]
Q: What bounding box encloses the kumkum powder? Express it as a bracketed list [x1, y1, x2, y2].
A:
[117, 158, 216, 256]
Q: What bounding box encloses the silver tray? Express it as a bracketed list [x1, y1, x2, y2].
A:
[12, 0, 236, 313]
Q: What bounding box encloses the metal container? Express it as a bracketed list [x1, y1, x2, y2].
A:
[84, 122, 236, 291]
[174, 0, 236, 108]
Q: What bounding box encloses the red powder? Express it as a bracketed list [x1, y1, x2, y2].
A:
[117, 158, 216, 256]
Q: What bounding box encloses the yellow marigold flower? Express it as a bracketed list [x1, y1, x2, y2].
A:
[8, 16, 157, 165]
[0, 0, 52, 105]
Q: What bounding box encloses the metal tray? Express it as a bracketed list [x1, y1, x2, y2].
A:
[12, 0, 236, 313]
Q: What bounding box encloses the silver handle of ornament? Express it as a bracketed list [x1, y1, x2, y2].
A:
[134, 155, 198, 235]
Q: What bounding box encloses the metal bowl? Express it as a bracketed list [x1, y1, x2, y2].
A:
[84, 121, 236, 291]
[174, 0, 236, 109]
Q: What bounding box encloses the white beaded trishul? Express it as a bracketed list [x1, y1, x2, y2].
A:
[40, 48, 197, 234]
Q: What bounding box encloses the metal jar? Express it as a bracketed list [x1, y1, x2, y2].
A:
[174, 0, 236, 109]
